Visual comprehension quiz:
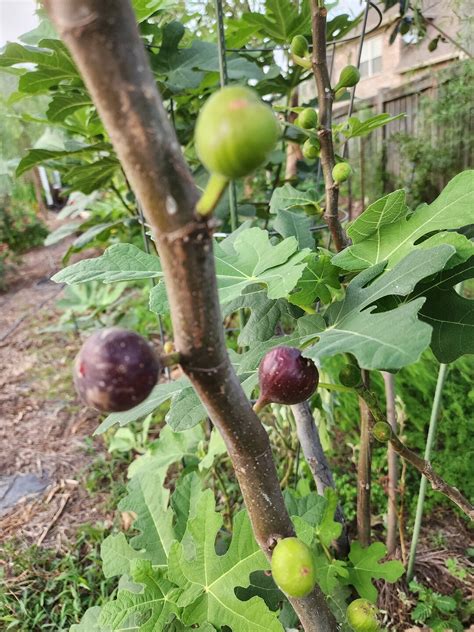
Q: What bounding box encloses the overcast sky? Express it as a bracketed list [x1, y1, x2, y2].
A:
[0, 0, 365, 47]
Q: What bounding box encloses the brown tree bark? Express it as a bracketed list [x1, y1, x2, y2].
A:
[357, 369, 373, 547]
[383, 372, 398, 555]
[43, 1, 338, 629]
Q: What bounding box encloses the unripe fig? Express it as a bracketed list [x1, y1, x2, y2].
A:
[73, 328, 160, 413]
[290, 35, 309, 58]
[399, 20, 410, 35]
[195, 86, 281, 179]
[339, 364, 361, 388]
[271, 537, 316, 598]
[346, 598, 380, 632]
[332, 161, 352, 183]
[302, 138, 320, 160]
[334, 65, 361, 91]
[373, 421, 392, 442]
[298, 108, 318, 130]
[255, 346, 319, 411]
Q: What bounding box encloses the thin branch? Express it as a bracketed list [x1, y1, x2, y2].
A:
[360, 387, 474, 521]
[357, 369, 372, 547]
[110, 181, 134, 215]
[292, 401, 350, 558]
[382, 371, 398, 555]
[388, 433, 474, 520]
[43, 1, 338, 629]
[310, 0, 347, 253]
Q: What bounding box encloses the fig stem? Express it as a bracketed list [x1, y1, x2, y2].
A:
[292, 53, 312, 69]
[160, 351, 181, 367]
[253, 397, 269, 414]
[196, 172, 229, 215]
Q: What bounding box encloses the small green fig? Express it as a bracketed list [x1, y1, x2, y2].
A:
[346, 598, 380, 632]
[298, 108, 318, 129]
[339, 365, 361, 388]
[334, 65, 361, 92]
[195, 86, 280, 179]
[271, 537, 316, 598]
[290, 35, 309, 58]
[332, 161, 352, 183]
[373, 421, 392, 442]
[302, 138, 320, 160]
[399, 20, 410, 35]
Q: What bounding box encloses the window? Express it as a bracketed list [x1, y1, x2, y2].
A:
[359, 36, 382, 78]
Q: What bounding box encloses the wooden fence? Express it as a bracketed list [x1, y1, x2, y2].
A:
[332, 66, 474, 212]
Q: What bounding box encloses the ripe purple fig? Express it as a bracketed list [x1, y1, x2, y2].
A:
[73, 327, 160, 413]
[254, 346, 319, 411]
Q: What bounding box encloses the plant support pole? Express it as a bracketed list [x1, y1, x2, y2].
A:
[407, 363, 448, 580]
[43, 1, 337, 629]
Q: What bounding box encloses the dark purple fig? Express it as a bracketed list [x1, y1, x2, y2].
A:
[254, 346, 319, 411]
[73, 327, 160, 413]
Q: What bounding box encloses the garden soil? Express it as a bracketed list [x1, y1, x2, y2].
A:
[0, 214, 111, 548]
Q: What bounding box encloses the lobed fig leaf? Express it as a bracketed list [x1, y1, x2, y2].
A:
[271, 537, 316, 598]
[73, 327, 160, 413]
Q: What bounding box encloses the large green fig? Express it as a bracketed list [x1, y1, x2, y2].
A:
[195, 86, 280, 179]
[271, 537, 316, 598]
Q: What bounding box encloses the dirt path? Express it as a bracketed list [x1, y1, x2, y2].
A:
[0, 218, 113, 548]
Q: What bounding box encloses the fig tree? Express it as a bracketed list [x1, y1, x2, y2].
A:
[255, 346, 319, 411]
[332, 161, 352, 183]
[290, 35, 309, 58]
[195, 86, 280, 179]
[346, 598, 380, 632]
[271, 537, 316, 598]
[298, 108, 318, 130]
[73, 327, 160, 413]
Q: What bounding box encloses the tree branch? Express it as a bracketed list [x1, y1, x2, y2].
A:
[310, 0, 347, 252]
[43, 1, 338, 629]
[382, 371, 398, 555]
[292, 401, 350, 557]
[360, 387, 474, 521]
[356, 369, 373, 547]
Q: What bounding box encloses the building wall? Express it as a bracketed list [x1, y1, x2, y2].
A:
[299, 1, 463, 105]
